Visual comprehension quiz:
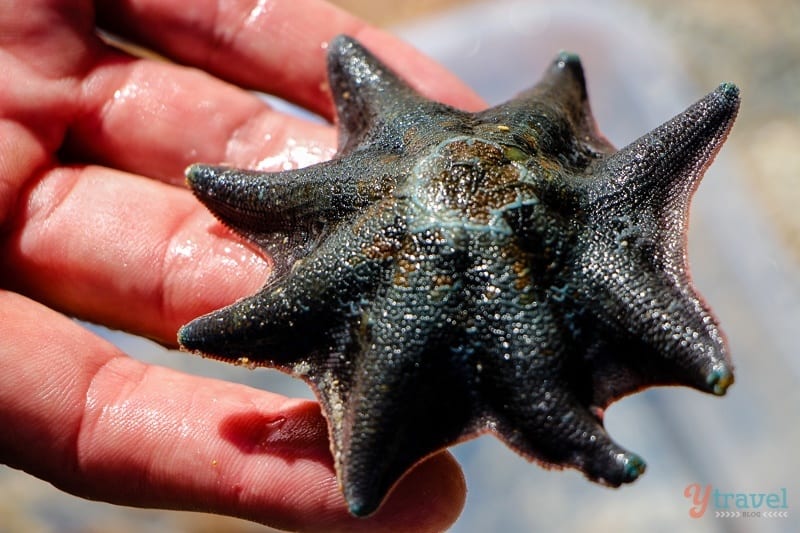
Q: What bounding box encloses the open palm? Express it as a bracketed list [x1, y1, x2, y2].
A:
[0, 1, 484, 531]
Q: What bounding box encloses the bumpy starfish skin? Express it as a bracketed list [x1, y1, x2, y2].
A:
[178, 35, 739, 516]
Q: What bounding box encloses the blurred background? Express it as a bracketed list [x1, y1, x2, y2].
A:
[2, 0, 798, 532]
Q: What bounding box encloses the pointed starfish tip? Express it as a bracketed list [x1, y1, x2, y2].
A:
[176, 320, 205, 352]
[706, 364, 735, 396]
[555, 50, 582, 69]
[328, 34, 359, 59]
[184, 163, 219, 190]
[717, 81, 740, 99]
[176, 323, 191, 347]
[548, 50, 586, 84]
[621, 453, 647, 482]
[346, 496, 375, 518]
[709, 82, 740, 117]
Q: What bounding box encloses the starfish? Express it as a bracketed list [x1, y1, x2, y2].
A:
[178, 35, 739, 516]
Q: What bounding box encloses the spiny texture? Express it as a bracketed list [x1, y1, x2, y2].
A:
[179, 35, 739, 517]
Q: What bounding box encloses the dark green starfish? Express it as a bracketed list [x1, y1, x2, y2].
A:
[179, 35, 739, 516]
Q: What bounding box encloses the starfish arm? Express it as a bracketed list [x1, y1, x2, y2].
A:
[186, 156, 404, 277]
[550, 86, 740, 402]
[581, 324, 729, 410]
[572, 230, 733, 401]
[587, 83, 740, 245]
[327, 35, 470, 154]
[590, 262, 733, 394]
[334, 240, 480, 516]
[474, 297, 646, 487]
[186, 157, 399, 234]
[501, 196, 732, 403]
[481, 52, 615, 162]
[519, 52, 610, 147]
[177, 202, 400, 366]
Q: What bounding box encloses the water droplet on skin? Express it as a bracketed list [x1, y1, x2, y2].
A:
[255, 139, 335, 171]
[174, 239, 197, 259]
[243, 0, 272, 26]
[113, 84, 140, 102]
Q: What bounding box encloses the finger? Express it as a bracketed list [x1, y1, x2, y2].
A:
[2, 162, 268, 344]
[0, 120, 52, 230]
[0, 291, 466, 532]
[6, 1, 483, 186]
[64, 52, 336, 184]
[95, 0, 485, 117]
[1, 2, 334, 184]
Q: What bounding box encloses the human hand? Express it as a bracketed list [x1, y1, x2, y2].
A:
[0, 1, 484, 531]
